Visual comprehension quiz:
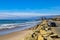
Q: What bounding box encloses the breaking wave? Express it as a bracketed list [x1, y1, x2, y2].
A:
[0, 21, 41, 30]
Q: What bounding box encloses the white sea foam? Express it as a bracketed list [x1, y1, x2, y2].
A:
[0, 21, 41, 30]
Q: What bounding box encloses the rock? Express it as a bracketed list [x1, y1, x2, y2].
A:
[48, 22, 57, 27]
[38, 35, 44, 40]
[50, 34, 58, 38]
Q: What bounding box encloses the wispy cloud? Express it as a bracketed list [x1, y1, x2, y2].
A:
[0, 7, 60, 19]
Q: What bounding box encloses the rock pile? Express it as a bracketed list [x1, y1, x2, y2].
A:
[25, 20, 59, 40]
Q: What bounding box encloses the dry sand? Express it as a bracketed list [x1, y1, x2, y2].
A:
[52, 21, 60, 36]
[0, 29, 33, 40]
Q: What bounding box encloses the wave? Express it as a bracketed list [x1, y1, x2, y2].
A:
[0, 21, 41, 30]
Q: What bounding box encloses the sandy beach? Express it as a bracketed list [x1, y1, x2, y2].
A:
[0, 29, 33, 40]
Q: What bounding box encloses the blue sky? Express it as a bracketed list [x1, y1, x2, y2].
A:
[0, 0, 60, 19]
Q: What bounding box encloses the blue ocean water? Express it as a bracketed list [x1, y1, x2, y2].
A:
[0, 19, 41, 36]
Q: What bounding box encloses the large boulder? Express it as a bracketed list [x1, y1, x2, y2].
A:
[48, 22, 57, 27]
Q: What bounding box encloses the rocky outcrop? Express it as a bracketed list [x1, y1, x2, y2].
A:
[25, 20, 59, 40]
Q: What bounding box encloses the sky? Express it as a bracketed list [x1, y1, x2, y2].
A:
[0, 0, 60, 19]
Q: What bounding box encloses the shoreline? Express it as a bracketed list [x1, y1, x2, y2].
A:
[0, 28, 33, 40]
[0, 21, 41, 40]
[0, 21, 41, 36]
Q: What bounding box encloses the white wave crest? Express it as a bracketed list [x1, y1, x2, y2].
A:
[0, 21, 41, 30]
